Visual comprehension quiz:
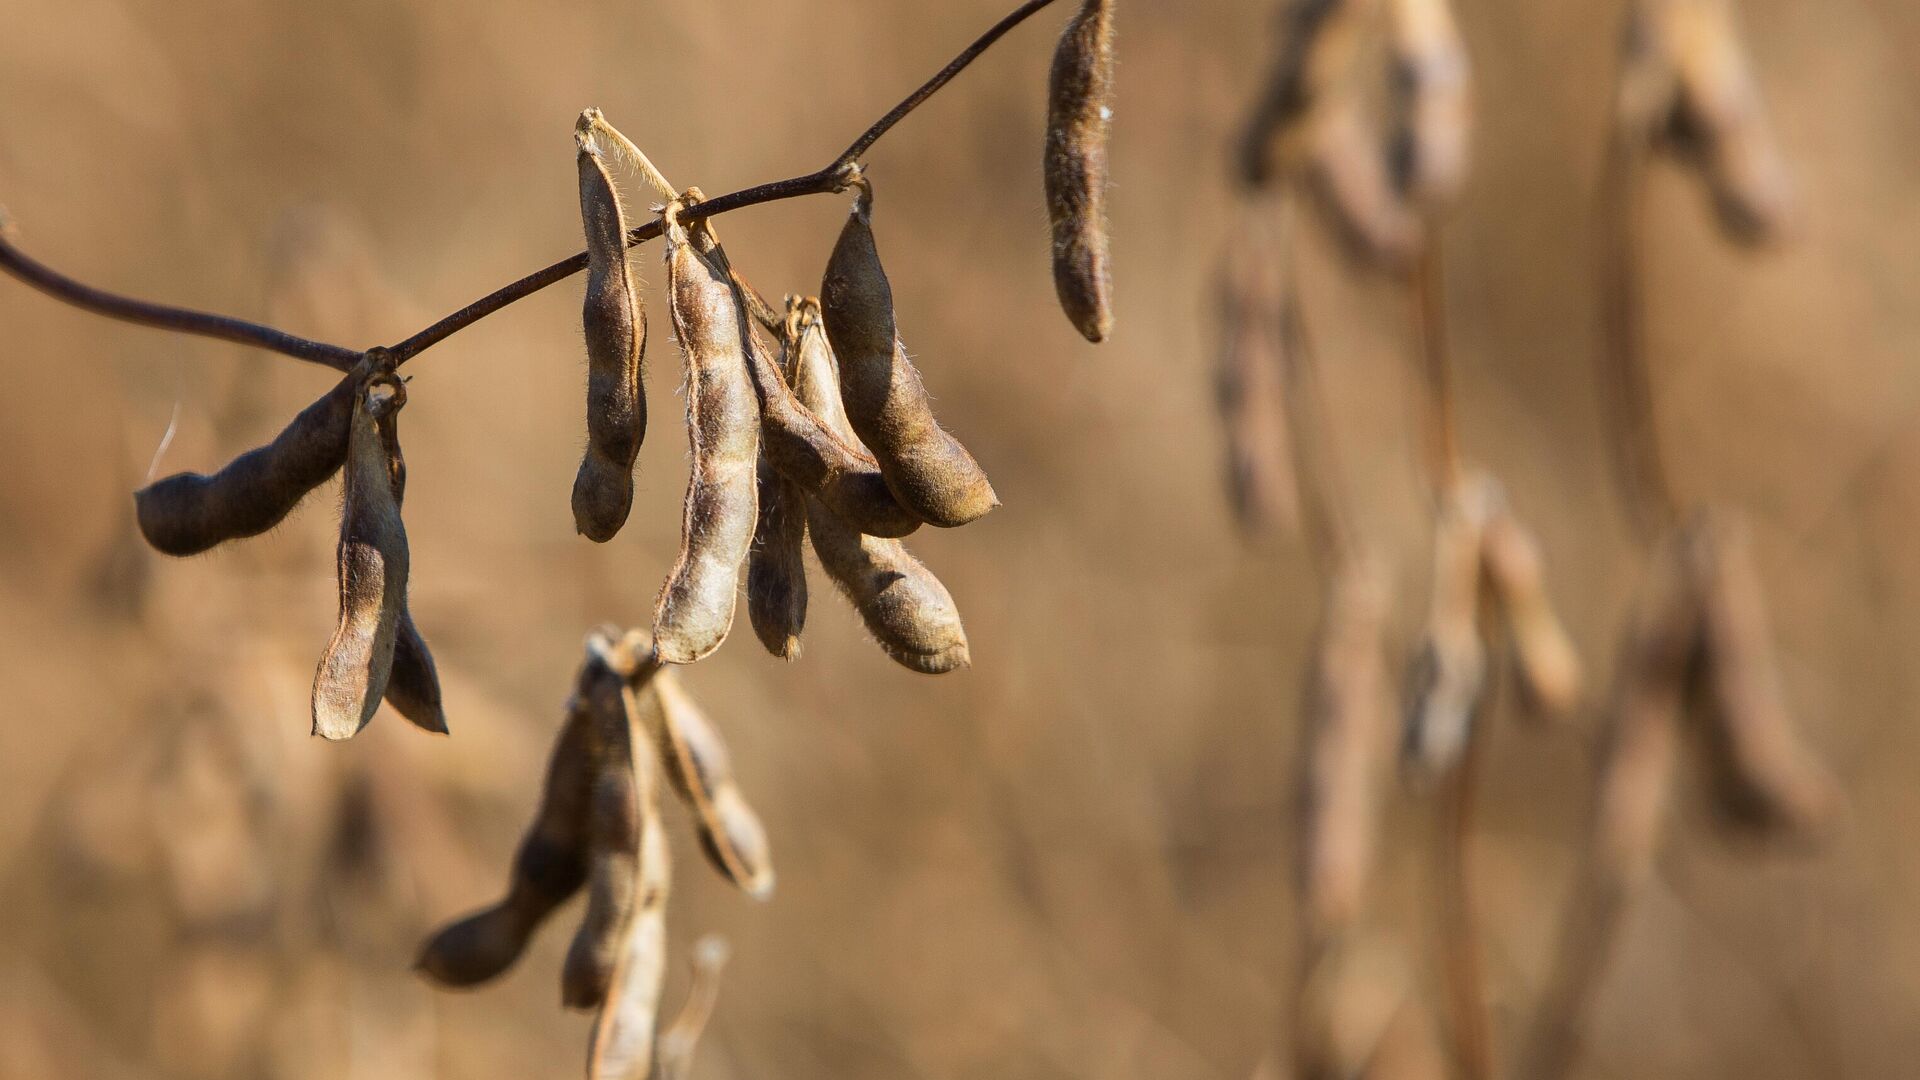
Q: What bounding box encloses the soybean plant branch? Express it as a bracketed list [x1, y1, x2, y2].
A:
[0, 0, 1066, 371]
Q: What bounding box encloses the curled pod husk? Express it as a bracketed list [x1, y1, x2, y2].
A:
[652, 194, 760, 665]
[1215, 216, 1299, 538]
[790, 308, 971, 674]
[1044, 0, 1117, 342]
[415, 703, 592, 987]
[1308, 98, 1423, 268]
[752, 298, 920, 539]
[1480, 506, 1581, 721]
[311, 368, 410, 741]
[1659, 0, 1794, 244]
[562, 640, 647, 1010]
[1298, 555, 1393, 939]
[1685, 513, 1835, 837]
[820, 185, 997, 528]
[384, 610, 449, 734]
[643, 670, 775, 899]
[1593, 530, 1701, 885]
[1402, 477, 1492, 774]
[1386, 0, 1472, 209]
[572, 128, 649, 542]
[135, 354, 376, 556]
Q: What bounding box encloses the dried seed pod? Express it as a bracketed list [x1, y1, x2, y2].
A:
[1686, 514, 1835, 836]
[134, 356, 374, 556]
[586, 723, 669, 1080]
[571, 126, 649, 543]
[384, 611, 449, 734]
[791, 308, 971, 674]
[652, 193, 760, 665]
[1294, 935, 1414, 1080]
[415, 704, 592, 987]
[562, 641, 647, 1010]
[1298, 555, 1392, 938]
[1309, 98, 1423, 268]
[1044, 0, 1117, 342]
[751, 297, 920, 539]
[1402, 479, 1492, 774]
[1238, 0, 1370, 186]
[1386, 0, 1472, 209]
[1480, 506, 1582, 721]
[1215, 216, 1299, 537]
[655, 936, 731, 1080]
[1594, 531, 1700, 885]
[746, 455, 808, 661]
[311, 368, 410, 741]
[820, 183, 997, 528]
[643, 670, 775, 898]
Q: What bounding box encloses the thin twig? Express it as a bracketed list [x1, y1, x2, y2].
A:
[0, 0, 1066, 371]
[1435, 667, 1495, 1080]
[1411, 233, 1462, 491]
[1598, 128, 1679, 543]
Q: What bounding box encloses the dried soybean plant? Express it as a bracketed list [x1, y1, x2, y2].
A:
[0, 0, 1120, 1074]
[1518, 3, 1834, 1078]
[1227, 1, 1579, 1076]
[417, 628, 759, 1078]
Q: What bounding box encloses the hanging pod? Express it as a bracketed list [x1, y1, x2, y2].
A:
[1043, 0, 1117, 342]
[571, 119, 649, 542]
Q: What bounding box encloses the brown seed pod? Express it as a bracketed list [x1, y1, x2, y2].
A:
[790, 306, 971, 674]
[571, 123, 649, 543]
[586, 715, 669, 1080]
[1402, 478, 1491, 774]
[655, 936, 731, 1080]
[1298, 555, 1392, 939]
[414, 704, 592, 987]
[750, 297, 920, 539]
[134, 354, 375, 557]
[311, 368, 410, 741]
[820, 183, 997, 528]
[652, 193, 760, 665]
[643, 669, 775, 899]
[1237, 0, 1370, 187]
[746, 454, 808, 661]
[1215, 213, 1300, 538]
[1685, 513, 1835, 837]
[1308, 98, 1423, 268]
[1044, 0, 1117, 343]
[1386, 0, 1472, 210]
[384, 610, 449, 734]
[562, 635, 652, 1010]
[1480, 506, 1582, 722]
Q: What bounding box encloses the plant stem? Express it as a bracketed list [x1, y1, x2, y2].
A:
[0, 0, 1066, 371]
[1598, 129, 1678, 543]
[1436, 683, 1495, 1080]
[1412, 232, 1463, 492]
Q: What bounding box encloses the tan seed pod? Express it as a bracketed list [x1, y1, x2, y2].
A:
[1214, 215, 1300, 537]
[134, 354, 375, 556]
[1685, 513, 1835, 837]
[383, 610, 449, 734]
[1593, 531, 1701, 885]
[1480, 506, 1582, 722]
[311, 368, 410, 741]
[1402, 478, 1492, 774]
[1308, 98, 1423, 268]
[751, 297, 920, 539]
[415, 704, 592, 987]
[572, 124, 649, 543]
[643, 670, 775, 899]
[562, 637, 650, 1010]
[1386, 0, 1472, 209]
[652, 193, 760, 665]
[820, 183, 997, 528]
[1298, 555, 1392, 939]
[791, 306, 971, 674]
[1237, 0, 1371, 187]
[746, 456, 808, 661]
[1044, 0, 1117, 342]
[655, 936, 731, 1080]
[586, 723, 669, 1080]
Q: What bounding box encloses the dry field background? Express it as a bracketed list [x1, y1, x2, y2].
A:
[2, 0, 1920, 1077]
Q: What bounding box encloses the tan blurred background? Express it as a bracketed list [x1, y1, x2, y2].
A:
[3, 0, 1920, 1077]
